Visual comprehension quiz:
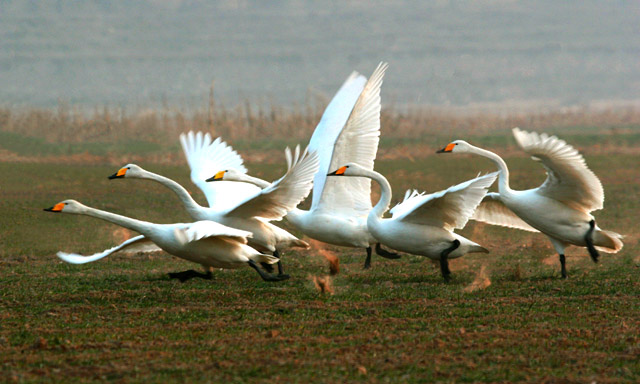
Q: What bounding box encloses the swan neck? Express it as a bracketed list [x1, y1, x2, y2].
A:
[240, 174, 271, 189]
[471, 146, 512, 193]
[143, 171, 203, 217]
[366, 169, 392, 219]
[80, 205, 153, 235]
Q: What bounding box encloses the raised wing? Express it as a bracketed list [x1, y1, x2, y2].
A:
[308, 70, 368, 210]
[225, 146, 319, 221]
[471, 193, 540, 232]
[174, 220, 252, 245]
[180, 131, 261, 208]
[315, 62, 388, 216]
[57, 235, 160, 264]
[390, 173, 498, 230]
[512, 127, 604, 212]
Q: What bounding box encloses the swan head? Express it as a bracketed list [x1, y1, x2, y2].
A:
[108, 164, 146, 179]
[436, 140, 473, 154]
[44, 199, 86, 214]
[327, 162, 367, 177]
[205, 169, 246, 183]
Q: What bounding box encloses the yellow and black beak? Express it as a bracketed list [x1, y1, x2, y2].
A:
[108, 167, 128, 179]
[436, 143, 456, 153]
[205, 171, 225, 182]
[327, 166, 347, 176]
[44, 202, 65, 212]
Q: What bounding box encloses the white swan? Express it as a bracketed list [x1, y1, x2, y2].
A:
[437, 127, 623, 278]
[284, 62, 402, 268]
[108, 144, 318, 278]
[327, 163, 498, 281]
[44, 200, 286, 282]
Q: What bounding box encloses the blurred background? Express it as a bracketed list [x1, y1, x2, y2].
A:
[2, 0, 639, 111]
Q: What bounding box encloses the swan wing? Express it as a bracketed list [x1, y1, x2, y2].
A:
[224, 147, 319, 221]
[471, 193, 540, 232]
[308, 70, 368, 210]
[57, 235, 160, 264]
[512, 127, 604, 212]
[180, 131, 261, 207]
[391, 173, 498, 230]
[316, 62, 388, 216]
[174, 221, 252, 245]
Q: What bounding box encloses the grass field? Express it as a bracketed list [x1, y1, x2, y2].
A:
[1, 117, 640, 382]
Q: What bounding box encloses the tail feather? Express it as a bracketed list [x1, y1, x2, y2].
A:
[289, 239, 310, 249]
[594, 229, 624, 253]
[251, 253, 279, 265]
[469, 245, 490, 254]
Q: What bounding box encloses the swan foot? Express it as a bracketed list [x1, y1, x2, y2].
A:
[273, 250, 288, 277]
[375, 243, 401, 259]
[585, 220, 599, 263]
[248, 260, 289, 282]
[168, 269, 213, 282]
[260, 262, 275, 273]
[439, 240, 460, 282]
[559, 254, 568, 279]
[364, 247, 372, 269]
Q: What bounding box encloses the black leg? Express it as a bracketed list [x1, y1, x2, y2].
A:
[559, 254, 567, 278]
[248, 260, 289, 282]
[364, 246, 372, 269]
[260, 261, 275, 273]
[375, 243, 401, 259]
[168, 269, 213, 283]
[273, 249, 290, 279]
[585, 220, 599, 263]
[439, 240, 460, 282]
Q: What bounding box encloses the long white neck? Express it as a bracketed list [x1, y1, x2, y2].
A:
[76, 205, 155, 236]
[359, 169, 392, 220]
[468, 145, 512, 194]
[139, 171, 204, 219]
[234, 174, 271, 189]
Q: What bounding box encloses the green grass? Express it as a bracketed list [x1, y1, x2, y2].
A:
[1, 148, 639, 382]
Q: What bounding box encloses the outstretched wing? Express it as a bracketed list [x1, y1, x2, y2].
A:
[512, 127, 604, 213]
[315, 62, 388, 216]
[308, 70, 368, 210]
[174, 221, 252, 245]
[390, 173, 498, 230]
[224, 147, 319, 221]
[471, 193, 540, 232]
[180, 131, 261, 208]
[57, 235, 160, 264]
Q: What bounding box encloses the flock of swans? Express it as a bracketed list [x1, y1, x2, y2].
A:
[45, 62, 623, 283]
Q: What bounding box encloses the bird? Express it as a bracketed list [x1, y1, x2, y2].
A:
[327, 163, 497, 281]
[283, 62, 402, 269]
[44, 200, 286, 282]
[437, 127, 623, 278]
[108, 142, 318, 279]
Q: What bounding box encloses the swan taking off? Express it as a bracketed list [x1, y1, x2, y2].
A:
[44, 200, 286, 282]
[437, 128, 623, 278]
[327, 163, 497, 281]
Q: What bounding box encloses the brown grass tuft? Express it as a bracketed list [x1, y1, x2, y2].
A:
[308, 239, 340, 275]
[464, 265, 492, 292]
[310, 275, 334, 295]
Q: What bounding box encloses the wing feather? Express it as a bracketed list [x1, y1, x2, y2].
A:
[471, 193, 540, 232]
[512, 127, 604, 212]
[57, 235, 160, 264]
[174, 221, 252, 245]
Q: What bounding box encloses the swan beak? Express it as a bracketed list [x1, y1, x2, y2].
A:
[327, 166, 347, 176]
[108, 168, 127, 179]
[44, 203, 65, 212]
[206, 171, 225, 182]
[436, 143, 455, 153]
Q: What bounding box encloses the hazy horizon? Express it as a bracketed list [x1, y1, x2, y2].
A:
[1, 0, 639, 111]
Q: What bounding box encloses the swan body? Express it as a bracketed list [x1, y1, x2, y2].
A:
[327, 163, 497, 280]
[44, 200, 285, 282]
[438, 128, 623, 277]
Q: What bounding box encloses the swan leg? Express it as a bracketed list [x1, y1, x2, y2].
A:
[439, 240, 460, 282]
[585, 220, 599, 263]
[375, 243, 401, 259]
[559, 254, 567, 279]
[248, 260, 289, 282]
[273, 249, 290, 280]
[168, 269, 213, 282]
[549, 237, 568, 279]
[364, 247, 372, 269]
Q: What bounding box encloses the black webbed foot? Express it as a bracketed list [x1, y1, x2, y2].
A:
[439, 240, 460, 282]
[585, 220, 599, 263]
[364, 246, 372, 269]
[559, 254, 568, 279]
[168, 269, 213, 282]
[248, 260, 289, 282]
[375, 243, 401, 259]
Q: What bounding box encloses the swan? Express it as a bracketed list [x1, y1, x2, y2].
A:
[109, 142, 318, 278]
[44, 200, 286, 282]
[327, 163, 498, 281]
[282, 62, 402, 269]
[437, 127, 623, 278]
